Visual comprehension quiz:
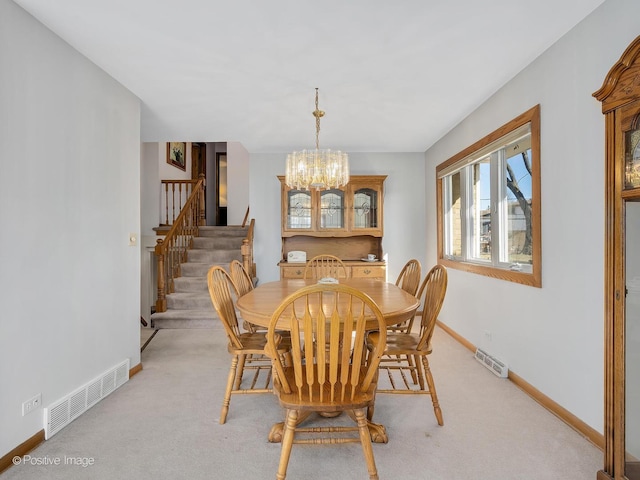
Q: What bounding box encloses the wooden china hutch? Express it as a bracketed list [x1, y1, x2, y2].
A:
[277, 175, 387, 280]
[594, 35, 640, 480]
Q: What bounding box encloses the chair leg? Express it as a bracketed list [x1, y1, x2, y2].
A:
[234, 354, 247, 390]
[220, 355, 238, 424]
[354, 408, 379, 480]
[405, 354, 418, 384]
[422, 356, 443, 426]
[414, 354, 426, 390]
[276, 409, 298, 480]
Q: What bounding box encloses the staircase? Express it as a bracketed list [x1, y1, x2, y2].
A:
[150, 225, 247, 329]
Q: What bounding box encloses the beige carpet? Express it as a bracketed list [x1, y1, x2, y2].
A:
[2, 325, 602, 479]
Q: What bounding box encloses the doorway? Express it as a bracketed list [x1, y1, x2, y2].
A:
[216, 152, 227, 226]
[191, 142, 207, 180]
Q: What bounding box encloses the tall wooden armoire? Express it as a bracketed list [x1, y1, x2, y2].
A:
[594, 35, 640, 480]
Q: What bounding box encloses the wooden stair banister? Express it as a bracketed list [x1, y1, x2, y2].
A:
[241, 218, 255, 279]
[155, 176, 206, 313]
[160, 177, 204, 226]
[242, 206, 250, 228]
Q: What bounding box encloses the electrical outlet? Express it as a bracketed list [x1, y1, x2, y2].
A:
[22, 393, 41, 416]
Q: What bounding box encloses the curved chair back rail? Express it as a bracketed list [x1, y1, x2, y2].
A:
[303, 254, 348, 279]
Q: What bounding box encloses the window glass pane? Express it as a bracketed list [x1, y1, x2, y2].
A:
[470, 158, 491, 261]
[505, 148, 533, 264]
[287, 191, 311, 229]
[320, 190, 344, 228]
[447, 172, 463, 257]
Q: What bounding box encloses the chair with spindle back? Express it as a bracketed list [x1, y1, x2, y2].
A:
[229, 259, 254, 297]
[207, 265, 289, 424]
[389, 259, 422, 334]
[266, 283, 388, 480]
[229, 259, 260, 333]
[366, 264, 448, 426]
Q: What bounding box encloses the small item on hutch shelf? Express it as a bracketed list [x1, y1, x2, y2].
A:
[361, 256, 378, 262]
[287, 251, 306, 263]
[367, 254, 376, 261]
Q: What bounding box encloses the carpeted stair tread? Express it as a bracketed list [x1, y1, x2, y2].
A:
[187, 249, 242, 263]
[173, 276, 209, 291]
[150, 309, 220, 329]
[192, 237, 244, 249]
[166, 292, 213, 309]
[198, 226, 248, 237]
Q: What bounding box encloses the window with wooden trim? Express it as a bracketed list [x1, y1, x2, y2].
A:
[436, 105, 541, 287]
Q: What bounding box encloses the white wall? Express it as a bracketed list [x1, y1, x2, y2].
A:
[0, 0, 141, 457]
[141, 143, 161, 236]
[140, 143, 161, 322]
[227, 142, 250, 225]
[249, 152, 427, 284]
[424, 0, 640, 433]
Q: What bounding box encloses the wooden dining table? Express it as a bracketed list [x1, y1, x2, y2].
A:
[236, 277, 420, 330]
[235, 277, 420, 444]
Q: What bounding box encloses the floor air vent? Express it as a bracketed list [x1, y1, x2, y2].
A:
[44, 359, 129, 439]
[474, 348, 508, 378]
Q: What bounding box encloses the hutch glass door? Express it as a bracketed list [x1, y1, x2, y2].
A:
[319, 189, 344, 229]
[352, 187, 379, 230]
[286, 190, 312, 230]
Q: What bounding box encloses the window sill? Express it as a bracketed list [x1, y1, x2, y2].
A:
[439, 258, 541, 288]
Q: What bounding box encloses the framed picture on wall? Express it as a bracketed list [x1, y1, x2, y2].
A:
[167, 142, 186, 171]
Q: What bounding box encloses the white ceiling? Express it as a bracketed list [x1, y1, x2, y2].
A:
[14, 0, 606, 153]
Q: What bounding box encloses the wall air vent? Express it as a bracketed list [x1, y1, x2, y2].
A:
[474, 348, 508, 378]
[44, 359, 130, 439]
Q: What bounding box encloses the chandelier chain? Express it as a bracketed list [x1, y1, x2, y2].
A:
[313, 87, 324, 150]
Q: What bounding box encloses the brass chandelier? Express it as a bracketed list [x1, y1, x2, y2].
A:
[285, 88, 349, 190]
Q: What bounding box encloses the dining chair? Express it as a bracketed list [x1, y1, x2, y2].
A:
[207, 265, 289, 424]
[388, 259, 422, 334]
[303, 254, 347, 279]
[266, 283, 388, 480]
[229, 259, 260, 333]
[366, 264, 448, 426]
[229, 259, 254, 296]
